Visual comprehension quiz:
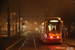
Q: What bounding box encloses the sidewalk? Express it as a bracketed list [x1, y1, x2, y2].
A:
[0, 36, 23, 50]
[63, 38, 75, 47]
[0, 31, 28, 50]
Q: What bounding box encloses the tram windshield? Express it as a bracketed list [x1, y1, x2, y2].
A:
[48, 20, 60, 32]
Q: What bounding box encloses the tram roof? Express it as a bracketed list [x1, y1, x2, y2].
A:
[45, 17, 61, 21]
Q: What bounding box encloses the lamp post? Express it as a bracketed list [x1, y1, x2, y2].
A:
[18, 0, 20, 36]
[16, 13, 17, 36]
[21, 18, 23, 26]
[7, 0, 10, 39]
[13, 12, 16, 36]
[11, 12, 18, 36]
[20, 18, 23, 32]
[6, 22, 8, 30]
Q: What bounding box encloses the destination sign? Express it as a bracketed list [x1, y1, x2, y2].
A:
[50, 20, 58, 22]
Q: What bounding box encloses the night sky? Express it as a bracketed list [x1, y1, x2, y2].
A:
[0, 0, 75, 28]
[20, 0, 45, 23]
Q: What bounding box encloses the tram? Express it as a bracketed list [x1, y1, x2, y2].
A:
[39, 17, 63, 43]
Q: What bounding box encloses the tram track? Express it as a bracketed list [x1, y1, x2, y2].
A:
[9, 32, 74, 50]
[19, 33, 38, 50]
[19, 34, 29, 50]
[34, 38, 72, 50]
[33, 36, 37, 50]
[34, 33, 75, 50]
[6, 31, 75, 50]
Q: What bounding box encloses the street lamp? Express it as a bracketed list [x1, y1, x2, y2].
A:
[20, 18, 23, 20]
[13, 12, 16, 15]
[25, 20, 28, 23]
[35, 22, 37, 24]
[20, 18, 23, 32]
[6, 22, 8, 24]
[6, 22, 8, 30]
[42, 22, 44, 25]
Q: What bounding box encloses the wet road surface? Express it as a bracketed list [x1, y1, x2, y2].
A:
[8, 31, 75, 50]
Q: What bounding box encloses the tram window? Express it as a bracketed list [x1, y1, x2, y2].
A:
[52, 28, 55, 31]
[52, 25, 56, 31]
[48, 24, 60, 32]
[48, 24, 56, 31]
[48, 25, 51, 31]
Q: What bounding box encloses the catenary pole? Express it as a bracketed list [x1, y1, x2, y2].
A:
[7, 0, 10, 39]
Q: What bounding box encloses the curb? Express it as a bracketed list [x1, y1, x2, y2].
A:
[66, 43, 75, 48]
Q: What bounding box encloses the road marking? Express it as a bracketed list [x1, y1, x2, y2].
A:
[19, 34, 29, 50]
[33, 36, 37, 50]
[6, 37, 24, 50]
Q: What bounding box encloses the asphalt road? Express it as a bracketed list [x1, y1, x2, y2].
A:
[9, 31, 75, 50]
